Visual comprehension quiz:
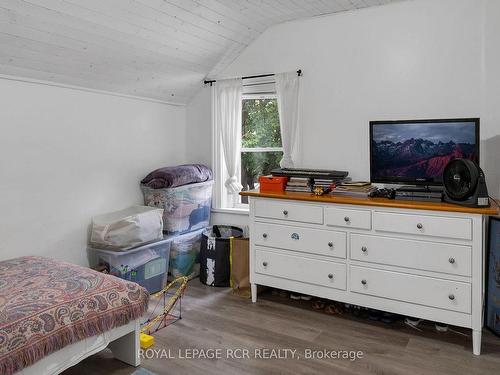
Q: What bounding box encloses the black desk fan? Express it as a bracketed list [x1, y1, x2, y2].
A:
[442, 158, 490, 207]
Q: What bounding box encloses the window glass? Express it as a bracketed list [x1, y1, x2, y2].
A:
[240, 97, 283, 203]
[242, 98, 282, 147]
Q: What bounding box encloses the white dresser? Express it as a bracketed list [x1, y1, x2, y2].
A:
[242, 191, 499, 355]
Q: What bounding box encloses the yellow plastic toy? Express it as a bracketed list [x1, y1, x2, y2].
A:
[140, 276, 188, 349]
[140, 333, 155, 349]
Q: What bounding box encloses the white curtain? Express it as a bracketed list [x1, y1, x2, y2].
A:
[275, 72, 300, 168]
[215, 78, 243, 194]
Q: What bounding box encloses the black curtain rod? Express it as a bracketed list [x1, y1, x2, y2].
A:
[204, 69, 302, 86]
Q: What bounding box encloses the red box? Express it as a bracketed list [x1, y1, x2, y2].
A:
[258, 175, 288, 192]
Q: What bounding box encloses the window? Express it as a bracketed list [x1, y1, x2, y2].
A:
[212, 78, 283, 211]
[240, 95, 282, 204]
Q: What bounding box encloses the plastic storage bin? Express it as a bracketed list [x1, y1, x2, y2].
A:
[90, 206, 164, 251]
[169, 227, 207, 279]
[141, 180, 213, 235]
[88, 237, 171, 293]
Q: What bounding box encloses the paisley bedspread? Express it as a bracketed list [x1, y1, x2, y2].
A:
[0, 256, 149, 375]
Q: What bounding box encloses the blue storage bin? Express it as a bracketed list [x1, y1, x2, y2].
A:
[88, 237, 171, 293]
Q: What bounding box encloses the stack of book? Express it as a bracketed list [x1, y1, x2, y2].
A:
[332, 182, 377, 197]
[285, 177, 312, 192]
[313, 177, 351, 191]
[313, 178, 337, 190]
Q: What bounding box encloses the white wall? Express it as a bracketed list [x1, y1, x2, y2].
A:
[0, 78, 186, 265]
[185, 87, 212, 166]
[186, 0, 500, 227]
[482, 0, 500, 200]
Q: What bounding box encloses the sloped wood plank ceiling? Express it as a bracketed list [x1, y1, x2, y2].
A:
[0, 0, 405, 104]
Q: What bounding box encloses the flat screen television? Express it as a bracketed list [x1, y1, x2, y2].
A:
[370, 118, 479, 186]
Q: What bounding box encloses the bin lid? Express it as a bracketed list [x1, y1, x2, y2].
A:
[88, 236, 171, 255]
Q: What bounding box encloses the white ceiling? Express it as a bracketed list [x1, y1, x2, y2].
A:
[0, 0, 406, 104]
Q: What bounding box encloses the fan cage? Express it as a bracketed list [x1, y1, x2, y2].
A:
[443, 159, 479, 201]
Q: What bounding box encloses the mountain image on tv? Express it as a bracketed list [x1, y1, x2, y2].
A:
[371, 122, 478, 180]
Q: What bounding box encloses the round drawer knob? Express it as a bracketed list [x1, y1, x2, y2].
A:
[262, 261, 268, 267]
[361, 279, 367, 285]
[361, 246, 367, 253]
[344, 216, 350, 222]
[449, 257, 456, 264]
[283, 210, 288, 216]
[328, 273, 334, 279]
[262, 233, 268, 238]
[417, 223, 423, 229]
[328, 242, 334, 248]
[448, 294, 455, 301]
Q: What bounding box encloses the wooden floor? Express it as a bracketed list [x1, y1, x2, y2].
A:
[65, 280, 500, 375]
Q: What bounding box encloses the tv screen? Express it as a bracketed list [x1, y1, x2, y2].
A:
[370, 118, 479, 185]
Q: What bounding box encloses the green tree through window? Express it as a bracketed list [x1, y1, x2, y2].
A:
[241, 97, 283, 203]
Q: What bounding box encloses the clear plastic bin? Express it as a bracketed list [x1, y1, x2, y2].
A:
[169, 227, 206, 280]
[88, 238, 171, 293]
[141, 180, 213, 235]
[90, 206, 164, 251]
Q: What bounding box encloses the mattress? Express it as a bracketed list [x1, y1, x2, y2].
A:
[0, 256, 149, 375]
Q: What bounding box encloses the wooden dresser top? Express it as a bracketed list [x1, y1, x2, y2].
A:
[240, 190, 500, 215]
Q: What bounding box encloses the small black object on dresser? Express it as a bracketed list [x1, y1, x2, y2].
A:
[442, 158, 490, 207]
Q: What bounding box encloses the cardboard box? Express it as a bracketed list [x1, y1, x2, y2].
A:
[230, 238, 250, 298]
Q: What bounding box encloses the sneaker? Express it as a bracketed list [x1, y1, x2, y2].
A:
[300, 295, 312, 301]
[325, 303, 343, 315]
[381, 312, 398, 324]
[290, 293, 301, 300]
[435, 323, 449, 332]
[405, 317, 423, 328]
[312, 300, 326, 310]
[368, 309, 381, 321]
[352, 305, 361, 317]
[352, 305, 367, 317]
[279, 290, 289, 298]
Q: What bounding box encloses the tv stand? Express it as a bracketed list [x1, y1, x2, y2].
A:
[395, 185, 443, 202]
[241, 189, 499, 355]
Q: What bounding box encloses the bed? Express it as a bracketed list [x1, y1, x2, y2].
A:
[0, 256, 149, 375]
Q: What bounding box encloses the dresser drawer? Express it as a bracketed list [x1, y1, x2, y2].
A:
[254, 200, 323, 224]
[255, 222, 346, 259]
[256, 248, 346, 290]
[373, 211, 472, 240]
[350, 234, 471, 276]
[325, 207, 372, 230]
[350, 266, 471, 313]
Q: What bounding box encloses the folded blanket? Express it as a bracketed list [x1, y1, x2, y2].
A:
[141, 164, 213, 189]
